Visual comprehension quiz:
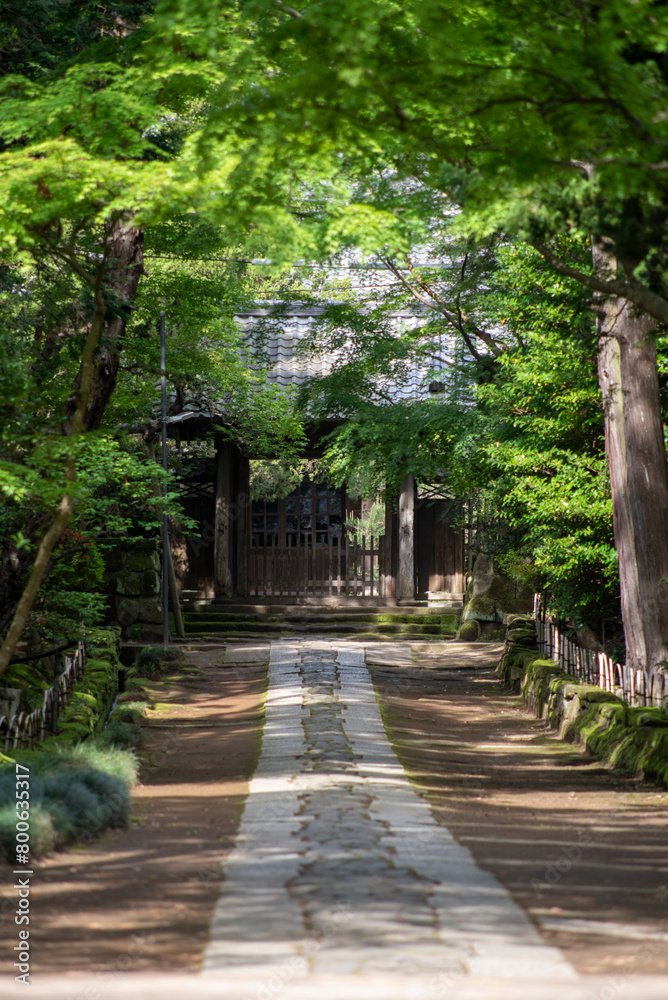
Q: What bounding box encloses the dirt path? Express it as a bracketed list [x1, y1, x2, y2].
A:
[371, 649, 668, 978]
[0, 646, 267, 976]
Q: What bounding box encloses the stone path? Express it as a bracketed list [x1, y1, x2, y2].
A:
[7, 637, 668, 1000]
[203, 640, 576, 991]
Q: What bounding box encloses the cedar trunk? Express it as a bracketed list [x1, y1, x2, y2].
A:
[595, 256, 668, 674]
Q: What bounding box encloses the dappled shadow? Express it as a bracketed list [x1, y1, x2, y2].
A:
[0, 656, 267, 975]
[372, 663, 668, 975]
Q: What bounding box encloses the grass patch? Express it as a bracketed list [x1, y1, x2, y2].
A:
[0, 741, 138, 860]
[130, 646, 186, 680]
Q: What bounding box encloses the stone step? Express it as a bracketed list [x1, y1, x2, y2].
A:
[183, 625, 458, 639]
[181, 612, 459, 625]
[183, 630, 457, 643]
[179, 603, 461, 641]
[181, 601, 461, 617]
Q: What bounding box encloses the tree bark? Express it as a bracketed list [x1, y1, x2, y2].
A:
[65, 217, 144, 432]
[594, 246, 668, 675]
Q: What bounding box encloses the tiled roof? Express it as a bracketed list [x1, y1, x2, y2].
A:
[235, 303, 453, 401]
[164, 301, 453, 428]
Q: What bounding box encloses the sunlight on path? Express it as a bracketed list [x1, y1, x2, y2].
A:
[202, 640, 576, 992]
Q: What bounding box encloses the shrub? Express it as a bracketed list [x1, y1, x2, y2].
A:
[0, 742, 137, 860]
[131, 645, 185, 680]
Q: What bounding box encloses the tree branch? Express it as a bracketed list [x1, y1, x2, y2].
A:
[531, 241, 668, 328]
[273, 1, 305, 19]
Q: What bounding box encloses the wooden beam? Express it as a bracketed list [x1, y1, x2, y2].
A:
[214, 441, 233, 597]
[398, 474, 415, 601]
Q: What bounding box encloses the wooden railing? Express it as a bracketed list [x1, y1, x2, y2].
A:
[249, 533, 383, 598]
[0, 641, 87, 752]
[533, 595, 666, 709]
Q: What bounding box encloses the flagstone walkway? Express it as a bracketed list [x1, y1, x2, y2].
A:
[203, 640, 576, 992]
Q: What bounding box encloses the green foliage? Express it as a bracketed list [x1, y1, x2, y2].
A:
[198, 0, 668, 303]
[99, 716, 144, 750]
[345, 501, 385, 546]
[3, 0, 668, 663]
[297, 239, 620, 636]
[0, 740, 138, 859]
[249, 459, 322, 501]
[131, 645, 185, 679]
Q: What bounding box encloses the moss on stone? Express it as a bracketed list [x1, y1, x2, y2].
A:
[578, 687, 621, 705]
[499, 628, 668, 786]
[463, 595, 496, 621]
[630, 709, 668, 728]
[456, 619, 481, 642]
[125, 552, 158, 573]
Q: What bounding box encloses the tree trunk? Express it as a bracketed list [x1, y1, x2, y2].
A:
[594, 248, 668, 675]
[0, 278, 107, 677]
[65, 217, 144, 432]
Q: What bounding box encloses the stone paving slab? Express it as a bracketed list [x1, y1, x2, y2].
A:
[7, 972, 668, 1000]
[202, 639, 576, 987]
[364, 641, 414, 667]
[220, 643, 271, 665]
[410, 641, 505, 668]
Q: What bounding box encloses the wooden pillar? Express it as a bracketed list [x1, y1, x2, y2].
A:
[382, 495, 398, 599]
[214, 440, 233, 597]
[398, 474, 415, 602]
[236, 453, 250, 597]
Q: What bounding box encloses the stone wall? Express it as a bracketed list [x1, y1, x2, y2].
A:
[498, 617, 668, 787]
[463, 555, 534, 622]
[102, 538, 162, 631]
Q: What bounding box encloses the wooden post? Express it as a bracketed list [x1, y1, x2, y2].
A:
[236, 454, 250, 598]
[214, 441, 233, 597]
[370, 535, 376, 597]
[361, 535, 367, 597]
[383, 495, 397, 599]
[398, 474, 415, 602]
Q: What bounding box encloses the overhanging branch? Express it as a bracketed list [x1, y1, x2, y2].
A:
[531, 241, 668, 328]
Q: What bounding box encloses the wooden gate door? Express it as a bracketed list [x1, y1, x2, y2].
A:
[248, 474, 383, 598]
[248, 531, 383, 599]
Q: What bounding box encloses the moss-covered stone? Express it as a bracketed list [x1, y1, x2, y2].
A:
[631, 710, 668, 728]
[456, 619, 481, 641]
[578, 686, 621, 705]
[463, 595, 496, 622]
[125, 551, 159, 572]
[498, 627, 668, 787]
[506, 614, 534, 628]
